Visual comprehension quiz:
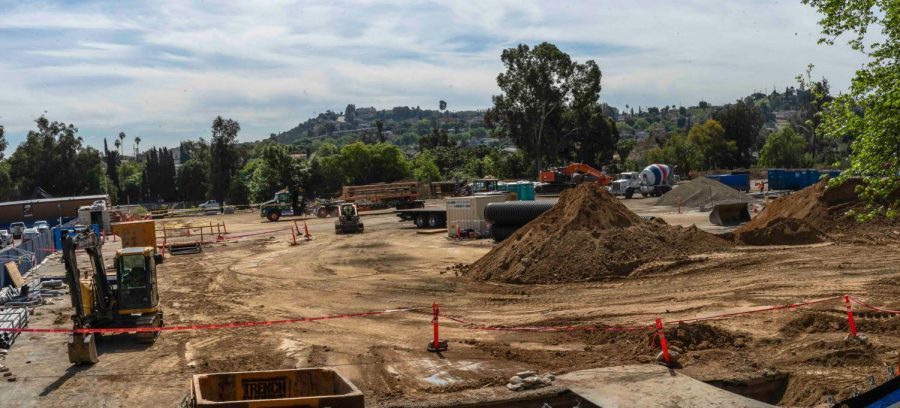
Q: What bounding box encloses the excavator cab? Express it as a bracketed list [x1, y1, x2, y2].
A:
[114, 248, 161, 312]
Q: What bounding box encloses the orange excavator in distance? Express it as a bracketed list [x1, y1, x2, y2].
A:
[536, 162, 612, 194]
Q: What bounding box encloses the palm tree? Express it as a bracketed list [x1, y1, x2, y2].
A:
[114, 138, 122, 154]
[118, 132, 126, 155]
[134, 136, 142, 156]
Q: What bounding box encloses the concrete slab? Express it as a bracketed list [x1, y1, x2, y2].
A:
[556, 365, 775, 408]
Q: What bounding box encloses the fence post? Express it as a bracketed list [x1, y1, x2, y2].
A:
[655, 318, 671, 366]
[844, 295, 858, 337]
[427, 302, 448, 352]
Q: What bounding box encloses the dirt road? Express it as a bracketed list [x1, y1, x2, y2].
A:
[2, 202, 898, 407]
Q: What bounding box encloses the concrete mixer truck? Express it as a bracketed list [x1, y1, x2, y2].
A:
[609, 164, 677, 198]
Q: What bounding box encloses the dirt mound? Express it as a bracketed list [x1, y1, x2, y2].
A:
[732, 218, 826, 245]
[735, 178, 898, 245]
[465, 184, 731, 284]
[664, 323, 749, 350]
[657, 177, 748, 208]
[780, 312, 848, 336]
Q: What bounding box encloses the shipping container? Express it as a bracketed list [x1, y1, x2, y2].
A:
[446, 195, 506, 238]
[188, 368, 364, 408]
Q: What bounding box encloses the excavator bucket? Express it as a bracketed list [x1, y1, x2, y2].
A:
[709, 202, 751, 226]
[68, 333, 99, 364]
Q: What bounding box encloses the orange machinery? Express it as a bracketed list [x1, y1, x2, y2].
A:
[539, 162, 612, 188]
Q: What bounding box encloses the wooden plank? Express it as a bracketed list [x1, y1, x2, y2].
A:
[4, 261, 25, 288]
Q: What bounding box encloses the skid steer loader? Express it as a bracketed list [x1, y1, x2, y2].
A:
[334, 203, 364, 234]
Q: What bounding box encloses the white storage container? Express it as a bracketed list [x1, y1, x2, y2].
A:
[446, 194, 506, 238]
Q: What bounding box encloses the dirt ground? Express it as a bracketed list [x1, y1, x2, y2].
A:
[1, 196, 898, 407]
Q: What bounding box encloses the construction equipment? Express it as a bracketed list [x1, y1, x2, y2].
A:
[610, 164, 677, 198]
[183, 368, 364, 408]
[334, 203, 364, 234]
[709, 202, 752, 226]
[536, 163, 612, 194]
[62, 228, 164, 364]
[341, 181, 422, 210]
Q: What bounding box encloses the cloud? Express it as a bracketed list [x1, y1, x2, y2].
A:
[0, 0, 869, 150]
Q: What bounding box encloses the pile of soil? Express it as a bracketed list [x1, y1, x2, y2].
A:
[734, 178, 897, 245]
[656, 177, 749, 208]
[465, 184, 731, 284]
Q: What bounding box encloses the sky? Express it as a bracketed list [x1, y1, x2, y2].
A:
[0, 0, 869, 151]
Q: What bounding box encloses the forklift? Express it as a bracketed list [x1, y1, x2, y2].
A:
[62, 228, 164, 364]
[334, 203, 364, 234]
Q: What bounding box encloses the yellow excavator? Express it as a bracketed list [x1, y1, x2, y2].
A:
[62, 228, 164, 364]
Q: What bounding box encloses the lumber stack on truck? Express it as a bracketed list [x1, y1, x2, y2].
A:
[341, 181, 423, 210]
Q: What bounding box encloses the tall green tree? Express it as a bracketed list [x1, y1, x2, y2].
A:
[0, 125, 6, 159]
[258, 144, 306, 213]
[413, 151, 441, 184]
[7, 117, 103, 197]
[646, 132, 704, 174]
[714, 100, 764, 166]
[488, 43, 609, 174]
[687, 120, 736, 169]
[176, 159, 208, 201]
[208, 116, 241, 203]
[759, 127, 811, 168]
[803, 0, 899, 218]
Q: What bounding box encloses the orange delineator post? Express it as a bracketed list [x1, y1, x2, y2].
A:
[676, 194, 682, 214]
[290, 226, 298, 246]
[427, 302, 447, 352]
[304, 222, 311, 240]
[655, 318, 671, 365]
[844, 295, 858, 337]
[457, 225, 461, 241]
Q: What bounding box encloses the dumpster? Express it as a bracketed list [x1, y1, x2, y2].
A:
[188, 368, 364, 408]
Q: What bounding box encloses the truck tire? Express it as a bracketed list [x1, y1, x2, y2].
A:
[427, 213, 444, 228]
[328, 207, 339, 217]
[490, 224, 519, 242]
[267, 210, 281, 222]
[624, 188, 635, 199]
[415, 215, 427, 228]
[483, 202, 555, 225]
[317, 207, 328, 218]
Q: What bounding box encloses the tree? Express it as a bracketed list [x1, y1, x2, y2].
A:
[114, 138, 122, 153]
[134, 136, 142, 155]
[616, 139, 636, 163]
[759, 127, 811, 168]
[413, 151, 441, 184]
[375, 120, 385, 143]
[687, 120, 736, 169]
[646, 132, 704, 174]
[0, 125, 6, 160]
[118, 132, 126, 155]
[487, 43, 597, 174]
[258, 144, 306, 213]
[344, 104, 357, 122]
[804, 0, 900, 218]
[208, 116, 241, 203]
[176, 159, 208, 201]
[7, 117, 104, 197]
[714, 100, 764, 166]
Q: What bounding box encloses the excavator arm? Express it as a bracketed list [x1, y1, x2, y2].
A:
[563, 163, 612, 186]
[61, 229, 111, 327]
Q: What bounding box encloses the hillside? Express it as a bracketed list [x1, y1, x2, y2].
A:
[271, 104, 488, 148]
